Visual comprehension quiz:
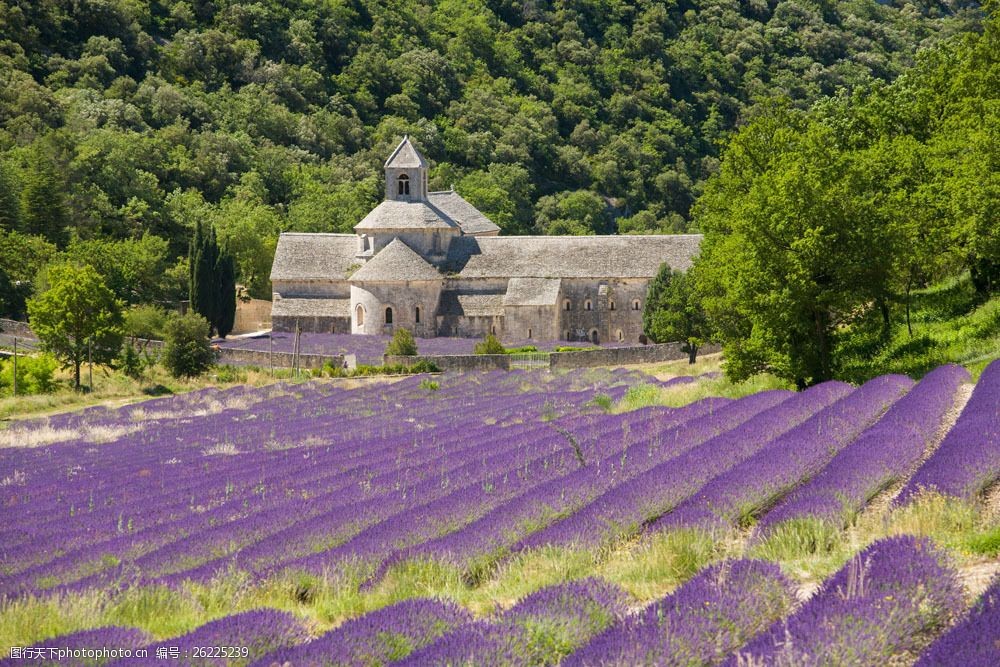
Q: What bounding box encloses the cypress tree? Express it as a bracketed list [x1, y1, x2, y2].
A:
[188, 221, 236, 337]
[216, 249, 236, 338]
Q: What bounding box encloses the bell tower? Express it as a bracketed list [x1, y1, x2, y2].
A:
[384, 135, 429, 202]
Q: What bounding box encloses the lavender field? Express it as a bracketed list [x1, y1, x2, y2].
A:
[2, 362, 999, 665]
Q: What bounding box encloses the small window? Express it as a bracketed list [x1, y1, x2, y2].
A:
[356, 304, 365, 326]
[632, 299, 641, 311]
[397, 174, 410, 195]
[563, 299, 571, 311]
[617, 329, 624, 341]
[491, 325, 496, 335]
[609, 300, 615, 311]
[415, 306, 421, 323]
[564, 330, 570, 340]
[385, 307, 393, 324]
[585, 299, 592, 311]
[527, 328, 532, 339]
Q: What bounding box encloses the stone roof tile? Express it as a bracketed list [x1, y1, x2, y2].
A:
[427, 190, 500, 235]
[272, 297, 350, 318]
[350, 238, 442, 282]
[503, 277, 562, 306]
[270, 233, 359, 282]
[384, 135, 428, 169]
[354, 200, 459, 231]
[445, 235, 702, 279]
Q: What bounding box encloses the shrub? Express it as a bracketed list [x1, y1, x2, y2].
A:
[475, 334, 505, 355]
[124, 304, 171, 340]
[504, 345, 538, 354]
[385, 328, 418, 356]
[0, 353, 57, 395]
[163, 313, 214, 378]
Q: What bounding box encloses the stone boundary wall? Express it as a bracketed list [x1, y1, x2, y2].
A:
[384, 354, 511, 372]
[548, 342, 721, 369]
[0, 319, 34, 338]
[217, 347, 341, 370]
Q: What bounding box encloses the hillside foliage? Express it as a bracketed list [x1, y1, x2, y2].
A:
[693, 8, 998, 386]
[0, 0, 982, 305]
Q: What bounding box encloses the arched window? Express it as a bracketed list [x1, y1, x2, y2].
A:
[355, 304, 365, 326]
[385, 307, 393, 324]
[609, 300, 615, 311]
[563, 299, 572, 311]
[491, 325, 496, 335]
[632, 299, 641, 311]
[397, 174, 410, 196]
[527, 328, 532, 339]
[590, 329, 599, 344]
[415, 306, 421, 324]
[617, 329, 624, 341]
[585, 299, 592, 311]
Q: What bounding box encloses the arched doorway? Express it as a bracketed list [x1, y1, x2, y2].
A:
[590, 329, 599, 344]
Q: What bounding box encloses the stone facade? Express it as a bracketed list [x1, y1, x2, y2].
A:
[271, 137, 703, 343]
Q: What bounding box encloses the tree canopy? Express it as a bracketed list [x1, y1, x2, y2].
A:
[26, 263, 125, 389]
[692, 9, 998, 386]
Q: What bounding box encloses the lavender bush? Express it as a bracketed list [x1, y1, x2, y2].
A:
[652, 374, 913, 532]
[760, 364, 969, 531]
[398, 579, 630, 666]
[729, 536, 965, 666]
[565, 560, 795, 666]
[250, 598, 471, 666]
[915, 574, 1000, 667]
[899, 359, 1000, 503]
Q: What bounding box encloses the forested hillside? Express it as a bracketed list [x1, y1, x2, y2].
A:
[0, 0, 981, 303]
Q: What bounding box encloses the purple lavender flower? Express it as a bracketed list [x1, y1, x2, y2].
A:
[760, 364, 969, 531]
[251, 598, 471, 666]
[915, 574, 1000, 666]
[899, 359, 1000, 503]
[109, 609, 311, 666]
[652, 374, 913, 532]
[729, 536, 965, 665]
[398, 579, 629, 666]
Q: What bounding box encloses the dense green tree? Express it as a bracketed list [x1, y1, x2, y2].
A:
[18, 151, 69, 247]
[643, 263, 709, 364]
[0, 230, 57, 318]
[27, 263, 124, 389]
[0, 161, 19, 231]
[162, 312, 214, 378]
[65, 234, 172, 305]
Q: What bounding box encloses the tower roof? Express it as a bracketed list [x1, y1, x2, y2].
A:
[384, 135, 428, 169]
[350, 238, 442, 282]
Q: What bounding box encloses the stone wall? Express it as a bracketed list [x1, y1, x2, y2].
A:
[216, 347, 342, 370]
[0, 319, 34, 338]
[384, 353, 511, 372]
[548, 343, 721, 369]
[233, 298, 272, 334]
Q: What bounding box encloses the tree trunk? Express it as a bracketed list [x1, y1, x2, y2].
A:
[905, 278, 913, 338]
[73, 358, 81, 390]
[813, 309, 832, 383]
[688, 346, 697, 364]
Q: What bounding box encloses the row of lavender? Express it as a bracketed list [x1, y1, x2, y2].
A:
[9, 537, 996, 666]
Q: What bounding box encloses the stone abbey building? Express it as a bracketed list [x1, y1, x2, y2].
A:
[270, 137, 702, 344]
